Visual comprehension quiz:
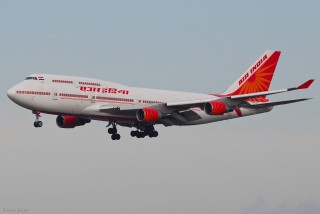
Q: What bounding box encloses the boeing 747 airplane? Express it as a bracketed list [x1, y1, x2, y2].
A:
[7, 50, 314, 140]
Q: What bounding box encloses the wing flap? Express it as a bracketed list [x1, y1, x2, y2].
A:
[243, 98, 312, 108]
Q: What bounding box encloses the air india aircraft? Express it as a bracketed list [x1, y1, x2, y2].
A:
[7, 50, 314, 140]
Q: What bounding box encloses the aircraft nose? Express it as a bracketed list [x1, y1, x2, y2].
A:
[7, 86, 17, 101]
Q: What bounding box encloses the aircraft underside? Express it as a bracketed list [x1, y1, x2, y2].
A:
[30, 106, 272, 140]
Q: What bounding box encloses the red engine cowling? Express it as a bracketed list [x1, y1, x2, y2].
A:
[136, 108, 161, 122]
[56, 115, 91, 128]
[204, 101, 230, 115]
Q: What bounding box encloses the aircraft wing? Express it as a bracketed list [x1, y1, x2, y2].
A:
[83, 79, 314, 117]
[83, 103, 167, 117]
[99, 104, 147, 112]
[99, 103, 166, 113]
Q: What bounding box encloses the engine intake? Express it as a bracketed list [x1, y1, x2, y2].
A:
[136, 108, 161, 122]
[56, 115, 91, 128]
[204, 101, 231, 115]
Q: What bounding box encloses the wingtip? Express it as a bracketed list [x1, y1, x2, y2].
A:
[297, 79, 315, 89]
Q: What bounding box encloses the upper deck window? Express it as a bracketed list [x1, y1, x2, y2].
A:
[25, 77, 38, 80]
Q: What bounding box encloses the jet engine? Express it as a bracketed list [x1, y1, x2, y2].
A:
[136, 108, 161, 122]
[204, 101, 232, 115]
[56, 115, 91, 128]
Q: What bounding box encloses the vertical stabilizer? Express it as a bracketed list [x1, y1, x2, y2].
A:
[222, 50, 281, 96]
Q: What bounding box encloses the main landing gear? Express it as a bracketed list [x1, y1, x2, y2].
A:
[33, 110, 43, 128]
[106, 122, 159, 140]
[130, 125, 158, 138]
[107, 122, 121, 140]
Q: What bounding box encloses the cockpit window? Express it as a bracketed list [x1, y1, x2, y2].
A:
[25, 77, 38, 80]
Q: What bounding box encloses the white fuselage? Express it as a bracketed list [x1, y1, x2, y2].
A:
[7, 74, 271, 126]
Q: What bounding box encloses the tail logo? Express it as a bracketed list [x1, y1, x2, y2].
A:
[239, 54, 268, 86]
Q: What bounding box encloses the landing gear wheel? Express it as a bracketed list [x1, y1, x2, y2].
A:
[37, 121, 43, 127]
[140, 132, 146, 138]
[130, 130, 137, 137]
[136, 132, 141, 138]
[152, 131, 158, 137]
[108, 127, 116, 134]
[34, 121, 43, 128]
[111, 134, 121, 140]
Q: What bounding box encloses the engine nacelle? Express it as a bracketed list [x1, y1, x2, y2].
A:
[56, 115, 91, 128]
[204, 101, 231, 115]
[136, 108, 161, 122]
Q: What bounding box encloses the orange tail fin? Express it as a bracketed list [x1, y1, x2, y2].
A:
[222, 50, 281, 96]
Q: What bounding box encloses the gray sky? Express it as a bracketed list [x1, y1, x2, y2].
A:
[0, 1, 319, 214]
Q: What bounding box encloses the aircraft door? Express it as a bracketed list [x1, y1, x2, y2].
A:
[72, 77, 79, 88]
[90, 91, 95, 103]
[52, 89, 58, 100]
[136, 95, 142, 104]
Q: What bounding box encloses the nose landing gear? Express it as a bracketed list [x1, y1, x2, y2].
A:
[33, 110, 43, 128]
